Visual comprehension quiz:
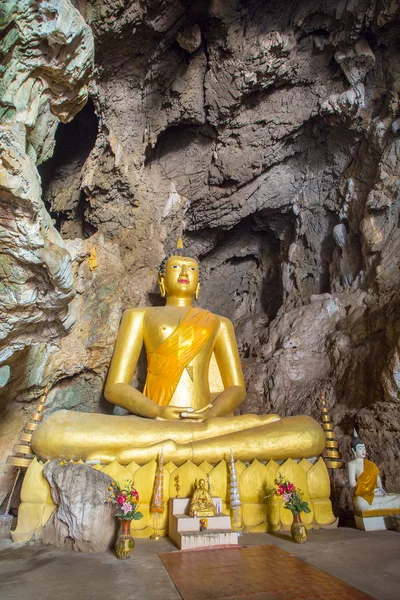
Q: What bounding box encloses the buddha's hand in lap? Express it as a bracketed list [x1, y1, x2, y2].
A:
[181, 404, 215, 421]
[156, 405, 188, 420]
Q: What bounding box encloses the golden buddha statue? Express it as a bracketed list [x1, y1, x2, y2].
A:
[189, 479, 216, 518]
[32, 241, 325, 465]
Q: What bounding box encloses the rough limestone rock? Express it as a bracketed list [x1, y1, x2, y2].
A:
[42, 460, 116, 552]
[0, 0, 94, 363]
[1, 1, 400, 510]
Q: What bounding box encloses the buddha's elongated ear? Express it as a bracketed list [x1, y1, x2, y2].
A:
[158, 273, 166, 298]
[194, 282, 200, 301]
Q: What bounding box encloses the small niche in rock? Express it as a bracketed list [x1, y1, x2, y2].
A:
[199, 213, 287, 324]
[39, 97, 99, 237]
[64, 190, 98, 240]
[364, 29, 379, 51]
[327, 53, 344, 80]
[144, 123, 217, 165]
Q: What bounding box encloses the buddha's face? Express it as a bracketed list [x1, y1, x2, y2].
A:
[198, 479, 205, 488]
[353, 443, 366, 459]
[162, 255, 199, 298]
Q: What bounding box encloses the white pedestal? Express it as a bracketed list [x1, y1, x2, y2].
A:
[177, 530, 238, 550]
[168, 497, 238, 550]
[355, 515, 395, 531]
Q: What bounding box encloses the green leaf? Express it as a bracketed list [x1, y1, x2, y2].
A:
[133, 511, 143, 520]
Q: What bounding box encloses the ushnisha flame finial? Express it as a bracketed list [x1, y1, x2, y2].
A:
[320, 391, 344, 469]
[176, 236, 184, 249]
[351, 429, 364, 452]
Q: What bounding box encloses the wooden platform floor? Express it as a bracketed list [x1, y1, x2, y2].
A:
[160, 544, 375, 600]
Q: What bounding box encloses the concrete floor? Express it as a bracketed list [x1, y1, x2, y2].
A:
[0, 528, 399, 600]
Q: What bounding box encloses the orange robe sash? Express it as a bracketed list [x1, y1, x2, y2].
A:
[354, 459, 380, 505]
[143, 307, 217, 406]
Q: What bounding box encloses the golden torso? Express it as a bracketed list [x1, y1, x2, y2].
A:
[143, 306, 218, 410]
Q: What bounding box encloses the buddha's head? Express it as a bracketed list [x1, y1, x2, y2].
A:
[158, 239, 200, 300]
[351, 432, 366, 459]
[198, 478, 205, 489]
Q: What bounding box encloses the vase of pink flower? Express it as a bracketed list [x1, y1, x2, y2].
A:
[274, 475, 310, 543]
[107, 480, 143, 559]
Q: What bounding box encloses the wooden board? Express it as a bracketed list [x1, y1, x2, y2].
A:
[160, 545, 375, 600]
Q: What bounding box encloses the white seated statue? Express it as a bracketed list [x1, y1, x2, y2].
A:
[347, 431, 400, 530]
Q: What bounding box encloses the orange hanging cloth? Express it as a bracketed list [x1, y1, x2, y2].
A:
[354, 459, 380, 505]
[143, 307, 217, 406]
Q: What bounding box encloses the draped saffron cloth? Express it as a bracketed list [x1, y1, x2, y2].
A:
[143, 307, 217, 406]
[354, 459, 380, 505]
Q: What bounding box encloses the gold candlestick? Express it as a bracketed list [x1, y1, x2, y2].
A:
[207, 473, 212, 497]
[174, 474, 180, 498]
[150, 450, 164, 540]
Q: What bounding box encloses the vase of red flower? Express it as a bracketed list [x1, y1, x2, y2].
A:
[107, 480, 143, 559]
[291, 513, 307, 543]
[273, 475, 310, 543]
[115, 519, 135, 559]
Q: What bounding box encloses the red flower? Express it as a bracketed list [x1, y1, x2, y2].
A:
[287, 483, 295, 492]
[116, 493, 127, 505]
[277, 485, 286, 496]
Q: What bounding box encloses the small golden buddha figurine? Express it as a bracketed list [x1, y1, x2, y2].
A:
[189, 479, 216, 518]
[32, 239, 325, 465]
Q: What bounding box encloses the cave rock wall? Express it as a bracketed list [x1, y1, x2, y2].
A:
[1, 0, 400, 502]
[0, 0, 94, 500]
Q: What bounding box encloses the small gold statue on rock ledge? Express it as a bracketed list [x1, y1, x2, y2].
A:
[189, 479, 216, 517]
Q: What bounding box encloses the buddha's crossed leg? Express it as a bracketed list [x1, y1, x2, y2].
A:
[85, 413, 280, 464]
[87, 415, 324, 465]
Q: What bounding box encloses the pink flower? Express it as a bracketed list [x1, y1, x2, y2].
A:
[287, 483, 295, 492]
[283, 493, 291, 501]
[277, 485, 286, 496]
[116, 494, 127, 505]
[121, 501, 132, 515]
